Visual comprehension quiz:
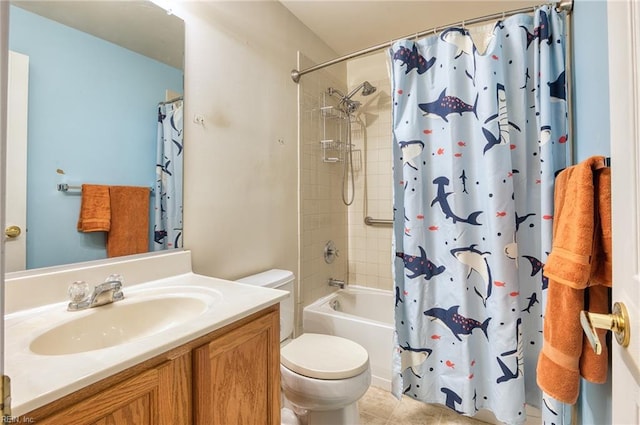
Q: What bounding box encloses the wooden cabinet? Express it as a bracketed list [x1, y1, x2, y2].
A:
[20, 306, 280, 425]
[32, 352, 191, 425]
[193, 308, 280, 425]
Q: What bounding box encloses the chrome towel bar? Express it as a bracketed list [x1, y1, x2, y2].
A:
[57, 184, 154, 194]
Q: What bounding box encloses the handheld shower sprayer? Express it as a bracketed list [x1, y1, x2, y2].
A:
[325, 81, 378, 206]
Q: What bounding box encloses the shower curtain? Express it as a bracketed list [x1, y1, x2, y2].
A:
[390, 6, 567, 424]
[154, 99, 184, 251]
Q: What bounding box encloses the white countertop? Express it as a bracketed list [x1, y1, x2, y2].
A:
[5, 270, 287, 417]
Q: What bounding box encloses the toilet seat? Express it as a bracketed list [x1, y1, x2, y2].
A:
[280, 333, 369, 380]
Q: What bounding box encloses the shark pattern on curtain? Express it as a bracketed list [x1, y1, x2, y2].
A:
[154, 100, 184, 251]
[390, 6, 568, 424]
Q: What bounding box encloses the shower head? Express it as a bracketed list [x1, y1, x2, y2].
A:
[345, 81, 377, 100]
[327, 81, 377, 114]
[343, 99, 361, 114]
[361, 81, 377, 96]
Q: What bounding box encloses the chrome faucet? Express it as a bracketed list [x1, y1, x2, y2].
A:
[89, 280, 124, 307]
[67, 274, 125, 311]
[328, 278, 345, 289]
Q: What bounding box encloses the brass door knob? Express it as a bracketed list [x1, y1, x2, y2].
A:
[580, 302, 630, 355]
[4, 225, 21, 239]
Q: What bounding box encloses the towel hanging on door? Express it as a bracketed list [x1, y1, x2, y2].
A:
[537, 155, 612, 404]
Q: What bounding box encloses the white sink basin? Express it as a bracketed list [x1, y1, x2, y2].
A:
[6, 269, 288, 417]
[30, 292, 216, 356]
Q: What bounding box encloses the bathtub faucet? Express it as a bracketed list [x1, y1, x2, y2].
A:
[328, 278, 346, 289]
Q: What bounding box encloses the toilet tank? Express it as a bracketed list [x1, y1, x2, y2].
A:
[237, 269, 294, 343]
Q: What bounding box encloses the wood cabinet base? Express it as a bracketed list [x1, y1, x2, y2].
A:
[20, 306, 280, 425]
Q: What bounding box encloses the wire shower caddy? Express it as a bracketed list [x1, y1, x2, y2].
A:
[319, 105, 361, 169]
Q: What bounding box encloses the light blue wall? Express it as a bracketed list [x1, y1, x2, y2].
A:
[9, 6, 183, 269]
[572, 1, 611, 424]
[573, 0, 611, 161]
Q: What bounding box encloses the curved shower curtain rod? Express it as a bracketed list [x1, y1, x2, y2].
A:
[291, 0, 573, 83]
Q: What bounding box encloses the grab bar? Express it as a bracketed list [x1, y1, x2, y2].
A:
[364, 216, 393, 226]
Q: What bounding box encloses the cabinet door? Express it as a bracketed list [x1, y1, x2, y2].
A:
[29, 353, 191, 425]
[193, 310, 280, 425]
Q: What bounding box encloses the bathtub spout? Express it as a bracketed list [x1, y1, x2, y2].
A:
[328, 278, 346, 289]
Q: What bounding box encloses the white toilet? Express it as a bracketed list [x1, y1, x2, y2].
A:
[238, 269, 371, 425]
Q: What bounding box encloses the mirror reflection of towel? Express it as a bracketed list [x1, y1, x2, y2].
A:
[77, 184, 111, 232]
[106, 186, 150, 258]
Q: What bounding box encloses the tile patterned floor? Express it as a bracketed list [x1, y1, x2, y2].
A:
[358, 386, 489, 425]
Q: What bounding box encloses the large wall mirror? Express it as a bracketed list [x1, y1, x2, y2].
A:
[6, 1, 184, 272]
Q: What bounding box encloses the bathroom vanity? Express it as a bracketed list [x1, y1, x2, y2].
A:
[5, 250, 286, 424]
[20, 306, 279, 424]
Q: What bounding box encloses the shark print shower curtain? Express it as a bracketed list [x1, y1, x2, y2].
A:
[154, 100, 184, 251]
[390, 6, 568, 424]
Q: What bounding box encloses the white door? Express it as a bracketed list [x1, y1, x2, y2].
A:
[4, 50, 28, 272]
[608, 1, 640, 423]
[1, 0, 10, 413]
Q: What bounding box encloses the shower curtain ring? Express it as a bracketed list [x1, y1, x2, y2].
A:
[462, 20, 466, 30]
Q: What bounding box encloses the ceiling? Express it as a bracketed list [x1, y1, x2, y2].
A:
[11, 0, 543, 70]
[10, 0, 184, 69]
[278, 0, 541, 56]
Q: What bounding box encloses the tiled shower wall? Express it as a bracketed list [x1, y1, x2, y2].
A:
[298, 51, 394, 331]
[346, 53, 394, 291]
[298, 53, 348, 324]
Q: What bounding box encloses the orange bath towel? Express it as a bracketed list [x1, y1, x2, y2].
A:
[77, 184, 111, 232]
[106, 186, 150, 258]
[537, 156, 612, 404]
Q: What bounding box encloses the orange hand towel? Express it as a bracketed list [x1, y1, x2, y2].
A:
[106, 186, 150, 258]
[581, 166, 612, 384]
[537, 156, 612, 404]
[77, 184, 111, 232]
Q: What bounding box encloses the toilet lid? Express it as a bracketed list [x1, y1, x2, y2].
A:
[280, 333, 369, 380]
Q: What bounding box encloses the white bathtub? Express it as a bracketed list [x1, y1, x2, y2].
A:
[303, 285, 544, 424]
[303, 285, 394, 391]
